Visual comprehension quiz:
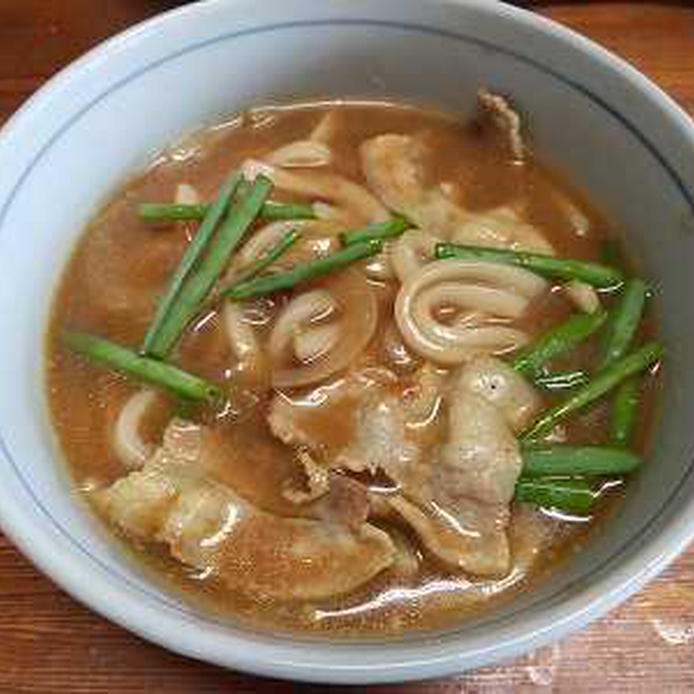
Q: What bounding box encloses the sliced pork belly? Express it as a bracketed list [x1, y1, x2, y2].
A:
[388, 373, 525, 577]
[360, 133, 553, 253]
[453, 356, 542, 433]
[437, 391, 522, 506]
[388, 495, 510, 577]
[267, 367, 442, 496]
[308, 474, 371, 529]
[267, 360, 526, 578]
[360, 133, 554, 254]
[477, 87, 525, 162]
[96, 420, 395, 600]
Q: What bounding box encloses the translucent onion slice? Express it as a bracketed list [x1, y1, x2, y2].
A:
[270, 269, 378, 388]
[293, 323, 342, 363]
[265, 140, 332, 168]
[242, 158, 389, 225]
[113, 389, 157, 469]
[392, 229, 440, 282]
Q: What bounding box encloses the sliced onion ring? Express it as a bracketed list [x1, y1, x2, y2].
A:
[270, 269, 378, 388]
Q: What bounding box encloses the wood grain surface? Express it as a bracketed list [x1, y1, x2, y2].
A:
[0, 2, 692, 692]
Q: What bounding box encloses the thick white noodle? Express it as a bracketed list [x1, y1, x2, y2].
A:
[363, 248, 396, 281]
[383, 321, 419, 372]
[265, 140, 332, 168]
[564, 280, 601, 313]
[242, 158, 389, 224]
[392, 229, 440, 282]
[309, 110, 340, 143]
[269, 289, 337, 359]
[223, 301, 261, 364]
[293, 323, 342, 363]
[226, 219, 343, 285]
[236, 220, 311, 267]
[270, 269, 378, 388]
[313, 201, 345, 222]
[113, 389, 158, 470]
[413, 283, 529, 325]
[394, 259, 547, 365]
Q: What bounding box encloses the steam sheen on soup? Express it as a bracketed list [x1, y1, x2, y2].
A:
[46, 92, 661, 635]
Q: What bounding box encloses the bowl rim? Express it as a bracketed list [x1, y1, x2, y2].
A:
[0, 0, 692, 684]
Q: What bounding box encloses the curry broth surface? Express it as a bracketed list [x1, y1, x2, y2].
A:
[46, 101, 657, 635]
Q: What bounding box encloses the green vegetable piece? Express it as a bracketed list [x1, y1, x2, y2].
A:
[146, 175, 273, 358]
[522, 341, 663, 441]
[600, 278, 648, 368]
[339, 217, 410, 246]
[142, 172, 242, 355]
[512, 311, 607, 378]
[515, 477, 596, 515]
[224, 240, 382, 301]
[535, 370, 589, 391]
[138, 202, 209, 222]
[521, 444, 641, 476]
[611, 378, 640, 446]
[435, 242, 624, 288]
[64, 332, 221, 402]
[260, 200, 316, 222]
[138, 200, 315, 223]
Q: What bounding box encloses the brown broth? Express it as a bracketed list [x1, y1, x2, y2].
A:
[45, 100, 660, 636]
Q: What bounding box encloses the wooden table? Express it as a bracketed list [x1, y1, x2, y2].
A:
[1, 2, 692, 691]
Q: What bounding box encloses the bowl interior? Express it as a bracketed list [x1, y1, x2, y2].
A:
[0, 0, 692, 682]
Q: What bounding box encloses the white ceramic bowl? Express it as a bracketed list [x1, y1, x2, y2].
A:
[0, 0, 692, 684]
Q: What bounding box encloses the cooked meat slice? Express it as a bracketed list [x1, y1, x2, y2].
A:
[386, 372, 524, 576]
[98, 466, 178, 539]
[308, 474, 371, 528]
[95, 420, 395, 600]
[508, 503, 554, 574]
[282, 449, 330, 504]
[268, 370, 442, 495]
[449, 205, 555, 256]
[241, 158, 389, 225]
[360, 134, 428, 216]
[97, 419, 202, 538]
[333, 395, 420, 477]
[388, 526, 421, 577]
[402, 362, 446, 424]
[437, 391, 522, 505]
[159, 482, 235, 567]
[214, 513, 394, 601]
[158, 417, 203, 463]
[388, 496, 509, 576]
[360, 134, 553, 253]
[454, 356, 542, 432]
[360, 134, 473, 244]
[267, 381, 360, 455]
[477, 88, 525, 162]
